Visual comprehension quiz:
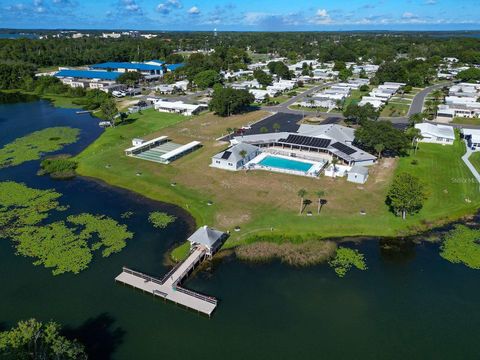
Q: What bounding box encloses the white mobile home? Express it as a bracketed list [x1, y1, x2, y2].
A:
[415, 123, 455, 145]
[211, 143, 261, 171]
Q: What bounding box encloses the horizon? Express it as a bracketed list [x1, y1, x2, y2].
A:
[1, 0, 479, 32]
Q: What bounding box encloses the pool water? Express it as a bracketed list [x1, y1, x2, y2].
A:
[258, 155, 313, 172]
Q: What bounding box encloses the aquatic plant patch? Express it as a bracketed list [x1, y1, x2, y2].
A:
[0, 127, 80, 168]
[328, 247, 367, 277]
[38, 156, 78, 179]
[440, 225, 480, 269]
[148, 211, 176, 229]
[0, 181, 133, 275]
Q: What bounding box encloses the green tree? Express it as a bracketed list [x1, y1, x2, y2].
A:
[209, 86, 254, 117]
[408, 112, 423, 127]
[253, 69, 273, 87]
[386, 172, 427, 219]
[116, 71, 143, 87]
[355, 120, 410, 155]
[0, 318, 87, 360]
[273, 123, 281, 132]
[456, 68, 480, 83]
[315, 190, 325, 214]
[100, 98, 118, 124]
[193, 69, 222, 89]
[374, 143, 385, 158]
[343, 103, 379, 124]
[297, 189, 307, 214]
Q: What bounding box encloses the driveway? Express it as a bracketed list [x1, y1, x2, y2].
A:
[461, 140, 480, 185]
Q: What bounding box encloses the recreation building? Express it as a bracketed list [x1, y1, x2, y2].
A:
[124, 136, 201, 164]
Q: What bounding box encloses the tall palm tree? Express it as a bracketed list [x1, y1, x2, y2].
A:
[374, 143, 385, 159]
[315, 190, 325, 214]
[239, 149, 247, 166]
[297, 189, 307, 214]
[331, 158, 339, 178]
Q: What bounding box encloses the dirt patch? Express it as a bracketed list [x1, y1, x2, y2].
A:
[373, 157, 397, 184]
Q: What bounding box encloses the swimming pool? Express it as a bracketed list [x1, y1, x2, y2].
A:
[258, 155, 314, 172]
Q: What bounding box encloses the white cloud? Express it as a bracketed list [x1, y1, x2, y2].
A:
[311, 8, 332, 24]
[188, 6, 200, 15]
[156, 0, 181, 14]
[121, 0, 142, 13]
[425, 0, 437, 4]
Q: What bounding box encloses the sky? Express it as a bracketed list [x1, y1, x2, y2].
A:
[1, 0, 480, 31]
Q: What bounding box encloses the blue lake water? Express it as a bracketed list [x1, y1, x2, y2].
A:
[1, 95, 480, 359]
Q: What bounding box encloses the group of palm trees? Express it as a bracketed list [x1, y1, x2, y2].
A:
[297, 188, 327, 215]
[424, 89, 444, 120]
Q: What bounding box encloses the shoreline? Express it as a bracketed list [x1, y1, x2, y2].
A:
[5, 90, 480, 262]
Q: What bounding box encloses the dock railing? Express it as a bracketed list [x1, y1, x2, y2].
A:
[175, 286, 218, 305]
[122, 267, 163, 286]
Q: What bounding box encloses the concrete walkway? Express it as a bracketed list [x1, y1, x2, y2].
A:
[461, 140, 480, 185]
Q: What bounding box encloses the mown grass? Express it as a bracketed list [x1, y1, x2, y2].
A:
[380, 102, 410, 117]
[451, 117, 480, 126]
[74, 108, 480, 261]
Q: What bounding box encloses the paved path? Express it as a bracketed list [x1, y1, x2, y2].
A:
[408, 82, 451, 116]
[461, 140, 480, 184]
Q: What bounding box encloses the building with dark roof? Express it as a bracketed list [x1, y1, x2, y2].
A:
[232, 124, 376, 166]
[211, 143, 260, 171]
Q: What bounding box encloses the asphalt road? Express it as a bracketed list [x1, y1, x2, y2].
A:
[407, 82, 451, 116]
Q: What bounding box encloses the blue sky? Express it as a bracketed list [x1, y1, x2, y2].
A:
[1, 0, 479, 31]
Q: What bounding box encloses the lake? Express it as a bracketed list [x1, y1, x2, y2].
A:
[1, 97, 480, 359]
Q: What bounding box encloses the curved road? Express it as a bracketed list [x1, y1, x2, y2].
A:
[261, 81, 452, 126]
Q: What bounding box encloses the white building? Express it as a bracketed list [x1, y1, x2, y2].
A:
[462, 128, 480, 148]
[187, 225, 227, 257]
[211, 143, 261, 171]
[347, 166, 369, 184]
[154, 100, 207, 116]
[414, 123, 455, 145]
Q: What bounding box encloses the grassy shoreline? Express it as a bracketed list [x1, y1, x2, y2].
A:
[12, 92, 477, 261]
[70, 106, 480, 262]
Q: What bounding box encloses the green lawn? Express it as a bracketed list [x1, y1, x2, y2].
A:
[380, 102, 410, 117]
[451, 117, 480, 126]
[396, 136, 480, 222]
[343, 89, 370, 109]
[74, 109, 480, 260]
[469, 152, 480, 173]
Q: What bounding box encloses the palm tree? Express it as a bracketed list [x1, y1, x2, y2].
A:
[431, 89, 443, 102]
[239, 149, 247, 166]
[297, 189, 307, 214]
[374, 143, 385, 159]
[331, 158, 339, 178]
[226, 127, 233, 139]
[408, 113, 423, 127]
[315, 190, 325, 214]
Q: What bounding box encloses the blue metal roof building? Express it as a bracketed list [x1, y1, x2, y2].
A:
[166, 63, 185, 71]
[55, 69, 122, 80]
[90, 62, 164, 71]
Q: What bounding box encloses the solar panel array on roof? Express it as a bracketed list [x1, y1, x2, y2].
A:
[221, 151, 232, 160]
[330, 142, 356, 155]
[281, 134, 331, 149]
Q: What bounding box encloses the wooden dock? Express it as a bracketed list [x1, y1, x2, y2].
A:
[115, 246, 218, 317]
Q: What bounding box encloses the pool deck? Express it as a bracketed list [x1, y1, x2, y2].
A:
[246, 152, 326, 177]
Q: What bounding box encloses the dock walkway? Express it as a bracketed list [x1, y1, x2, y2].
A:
[115, 246, 217, 316]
